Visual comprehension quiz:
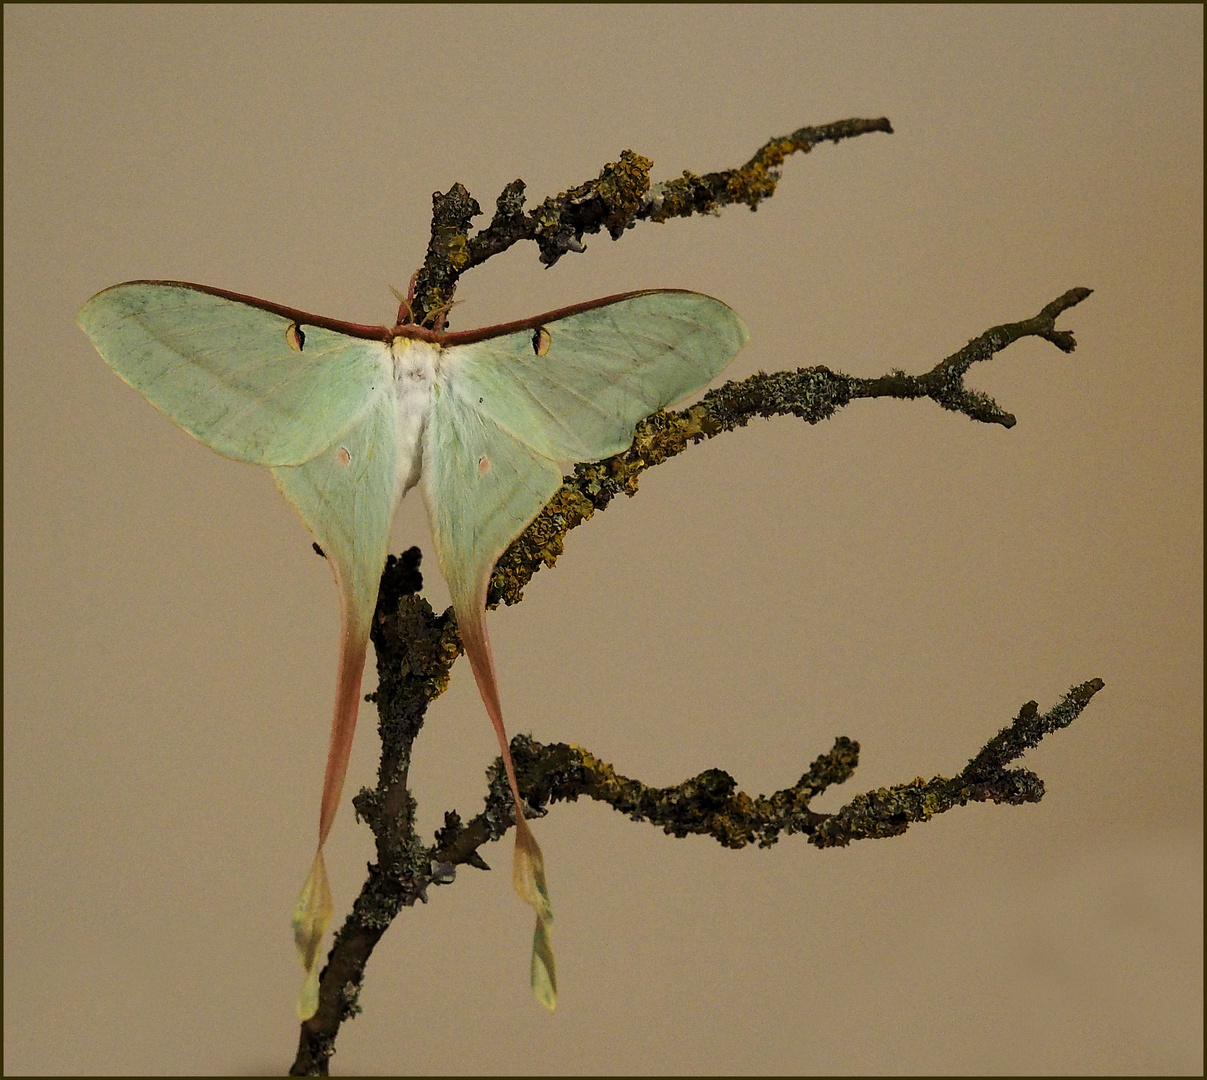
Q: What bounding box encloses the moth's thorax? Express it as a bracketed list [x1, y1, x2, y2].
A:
[387, 336, 438, 496]
[388, 335, 438, 385]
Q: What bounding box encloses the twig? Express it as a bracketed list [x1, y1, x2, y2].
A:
[639, 116, 895, 222]
[434, 679, 1105, 860]
[407, 117, 893, 326]
[846, 287, 1094, 427]
[487, 287, 1092, 608]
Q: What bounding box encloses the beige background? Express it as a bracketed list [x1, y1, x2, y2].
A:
[4, 5, 1202, 1075]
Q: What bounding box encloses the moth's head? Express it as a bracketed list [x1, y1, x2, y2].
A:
[390, 323, 443, 346]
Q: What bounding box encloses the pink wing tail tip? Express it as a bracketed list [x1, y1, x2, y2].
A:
[317, 620, 372, 845]
[455, 594, 527, 802]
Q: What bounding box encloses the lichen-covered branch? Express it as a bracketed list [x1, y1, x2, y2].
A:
[639, 116, 894, 222]
[407, 117, 893, 326]
[487, 287, 1093, 609]
[431, 681, 1103, 860]
[434, 734, 860, 858]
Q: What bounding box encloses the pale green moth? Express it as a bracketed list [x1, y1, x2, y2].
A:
[76, 280, 748, 1019]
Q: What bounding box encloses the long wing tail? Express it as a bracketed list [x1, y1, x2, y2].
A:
[456, 592, 557, 1009]
[291, 610, 370, 1020]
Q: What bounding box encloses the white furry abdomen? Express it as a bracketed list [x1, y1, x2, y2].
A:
[388, 337, 439, 499]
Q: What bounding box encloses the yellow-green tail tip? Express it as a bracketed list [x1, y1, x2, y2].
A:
[513, 819, 556, 1009]
[292, 851, 333, 1020]
[531, 914, 557, 1009]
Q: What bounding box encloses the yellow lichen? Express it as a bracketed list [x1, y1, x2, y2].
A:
[446, 234, 469, 270]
